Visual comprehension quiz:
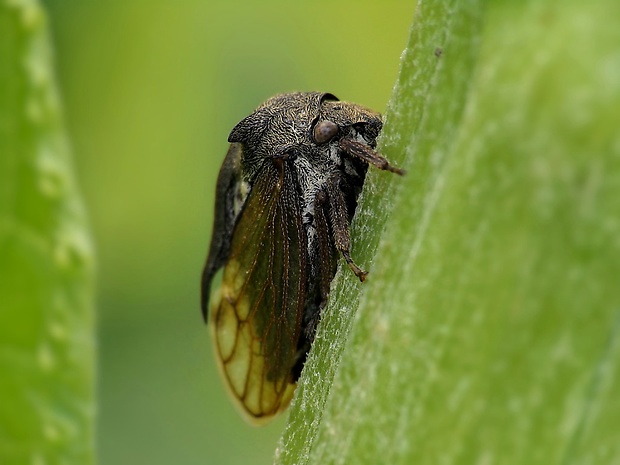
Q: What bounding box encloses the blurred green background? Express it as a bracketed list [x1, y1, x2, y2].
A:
[42, 1, 413, 464]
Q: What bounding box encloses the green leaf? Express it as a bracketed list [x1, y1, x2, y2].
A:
[0, 2, 96, 464]
[276, 1, 620, 464]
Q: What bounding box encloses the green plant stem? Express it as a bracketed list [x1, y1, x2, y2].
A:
[0, 2, 96, 464]
[275, 1, 620, 464]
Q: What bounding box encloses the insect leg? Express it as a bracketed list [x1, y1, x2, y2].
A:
[339, 138, 405, 175]
[314, 190, 335, 303]
[299, 189, 337, 344]
[325, 176, 368, 282]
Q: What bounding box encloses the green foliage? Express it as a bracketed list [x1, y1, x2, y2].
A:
[277, 1, 620, 464]
[0, 1, 95, 464]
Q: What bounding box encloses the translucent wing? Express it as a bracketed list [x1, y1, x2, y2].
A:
[209, 159, 307, 423]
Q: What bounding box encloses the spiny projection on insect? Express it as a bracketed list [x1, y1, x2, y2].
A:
[201, 92, 403, 424]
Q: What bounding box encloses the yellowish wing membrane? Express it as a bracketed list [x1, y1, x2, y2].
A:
[210, 161, 305, 423]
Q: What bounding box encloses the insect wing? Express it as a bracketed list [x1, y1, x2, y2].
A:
[201, 143, 243, 320]
[210, 160, 306, 422]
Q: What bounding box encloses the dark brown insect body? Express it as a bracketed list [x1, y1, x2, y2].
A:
[201, 92, 402, 423]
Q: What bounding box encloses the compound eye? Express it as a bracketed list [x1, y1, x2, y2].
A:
[313, 120, 339, 144]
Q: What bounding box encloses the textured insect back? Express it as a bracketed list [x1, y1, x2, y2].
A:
[202, 92, 403, 424]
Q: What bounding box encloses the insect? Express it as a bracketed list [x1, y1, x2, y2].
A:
[201, 92, 403, 423]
